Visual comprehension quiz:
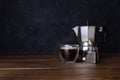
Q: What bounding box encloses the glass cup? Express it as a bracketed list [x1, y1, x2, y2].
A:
[59, 44, 79, 64]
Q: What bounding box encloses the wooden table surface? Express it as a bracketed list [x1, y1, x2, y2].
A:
[0, 54, 119, 80]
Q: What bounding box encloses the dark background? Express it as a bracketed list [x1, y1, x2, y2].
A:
[0, 0, 120, 54]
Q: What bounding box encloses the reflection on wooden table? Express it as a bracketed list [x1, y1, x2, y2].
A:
[0, 53, 119, 80]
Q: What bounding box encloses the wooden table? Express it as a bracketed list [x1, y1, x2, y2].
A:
[0, 54, 119, 80]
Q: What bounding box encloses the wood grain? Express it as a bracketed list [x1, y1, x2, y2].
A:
[0, 54, 119, 80]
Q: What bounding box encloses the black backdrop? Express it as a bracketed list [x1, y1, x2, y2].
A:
[0, 0, 120, 54]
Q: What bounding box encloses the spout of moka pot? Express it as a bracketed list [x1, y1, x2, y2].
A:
[72, 26, 79, 37]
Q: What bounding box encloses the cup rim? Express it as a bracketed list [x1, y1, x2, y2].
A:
[60, 44, 79, 46]
[60, 44, 79, 50]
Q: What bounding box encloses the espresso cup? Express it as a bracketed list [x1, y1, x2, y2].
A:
[59, 44, 79, 64]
